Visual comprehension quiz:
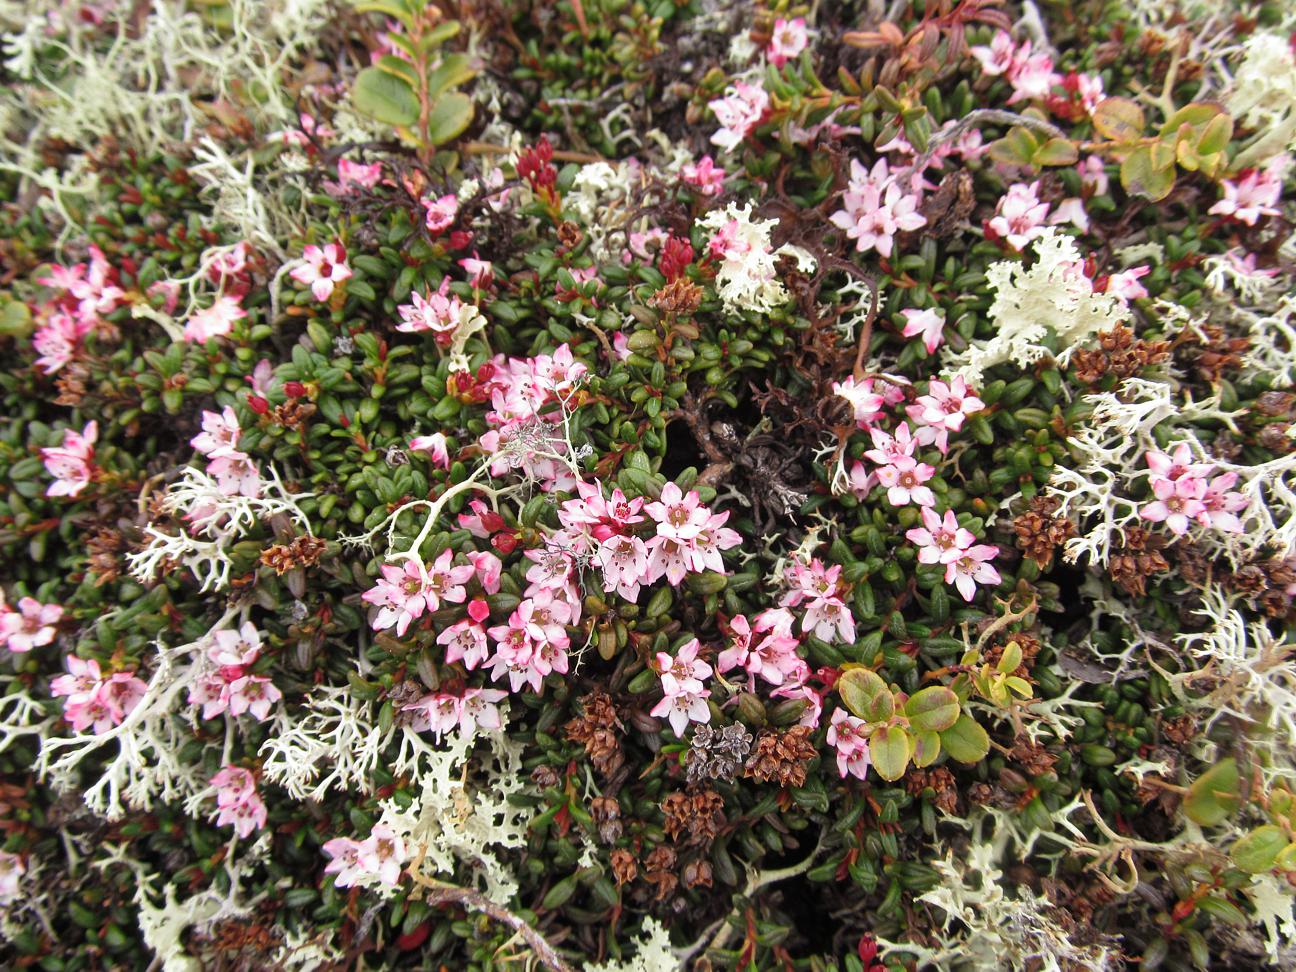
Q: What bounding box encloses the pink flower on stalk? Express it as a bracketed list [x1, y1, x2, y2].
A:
[645, 482, 710, 541]
[906, 507, 976, 564]
[211, 766, 267, 839]
[1141, 476, 1207, 535]
[989, 182, 1051, 250]
[191, 407, 241, 457]
[425, 549, 476, 608]
[409, 432, 450, 468]
[41, 421, 97, 498]
[322, 837, 365, 887]
[183, 294, 246, 343]
[468, 554, 502, 595]
[458, 687, 508, 732]
[362, 560, 435, 636]
[655, 638, 712, 696]
[395, 281, 464, 345]
[864, 423, 920, 466]
[689, 513, 741, 574]
[337, 158, 382, 189]
[909, 376, 984, 453]
[875, 457, 937, 508]
[207, 451, 261, 498]
[681, 155, 726, 196]
[597, 534, 650, 601]
[900, 307, 946, 354]
[708, 81, 769, 152]
[644, 535, 693, 587]
[357, 825, 406, 886]
[802, 596, 856, 644]
[0, 597, 62, 652]
[830, 181, 926, 258]
[1209, 162, 1284, 226]
[650, 685, 711, 738]
[767, 18, 809, 68]
[945, 544, 1001, 601]
[421, 194, 459, 234]
[291, 243, 352, 302]
[827, 708, 871, 780]
[845, 461, 876, 500]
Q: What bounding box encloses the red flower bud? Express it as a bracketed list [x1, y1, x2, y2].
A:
[492, 532, 519, 555]
[247, 394, 269, 414]
[448, 230, 473, 250]
[284, 381, 306, 398]
[480, 510, 506, 534]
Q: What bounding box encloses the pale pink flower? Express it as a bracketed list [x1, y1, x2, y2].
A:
[206, 242, 253, 291]
[767, 17, 808, 68]
[900, 307, 945, 354]
[1197, 472, 1247, 533]
[802, 596, 856, 644]
[989, 181, 1051, 250]
[832, 375, 886, 428]
[41, 421, 96, 498]
[0, 597, 62, 652]
[459, 255, 494, 288]
[876, 457, 937, 508]
[291, 243, 352, 302]
[337, 158, 382, 189]
[32, 312, 88, 374]
[225, 675, 281, 721]
[708, 81, 769, 152]
[207, 451, 261, 498]
[191, 407, 241, 457]
[650, 685, 711, 738]
[645, 535, 693, 587]
[909, 376, 983, 453]
[210, 766, 268, 837]
[771, 682, 823, 728]
[656, 638, 711, 696]
[906, 507, 976, 564]
[409, 432, 450, 468]
[597, 534, 650, 601]
[438, 616, 490, 669]
[468, 554, 502, 595]
[425, 549, 475, 608]
[1106, 266, 1150, 300]
[363, 560, 435, 636]
[50, 656, 101, 703]
[945, 544, 1001, 601]
[681, 155, 726, 196]
[645, 482, 710, 541]
[1141, 476, 1207, 535]
[826, 708, 871, 780]
[208, 621, 261, 667]
[830, 181, 926, 257]
[1210, 163, 1284, 226]
[689, 513, 741, 574]
[0, 850, 24, 904]
[1079, 156, 1110, 196]
[322, 837, 365, 887]
[1145, 443, 1213, 482]
[970, 30, 1016, 76]
[183, 294, 246, 343]
[1008, 52, 1061, 103]
[422, 194, 459, 234]
[458, 687, 508, 732]
[845, 460, 877, 500]
[1049, 198, 1090, 233]
[864, 423, 919, 466]
[396, 283, 463, 342]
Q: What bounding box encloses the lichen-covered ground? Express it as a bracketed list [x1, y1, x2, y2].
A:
[1, 1, 1295, 969]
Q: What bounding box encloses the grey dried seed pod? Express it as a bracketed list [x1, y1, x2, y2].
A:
[686, 722, 752, 784]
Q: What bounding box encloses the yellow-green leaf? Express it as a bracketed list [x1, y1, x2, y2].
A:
[1032, 137, 1080, 167]
[1092, 97, 1145, 142]
[870, 725, 911, 782]
[905, 686, 960, 733]
[1184, 758, 1241, 826]
[838, 668, 894, 723]
[1231, 825, 1288, 873]
[424, 92, 474, 147]
[911, 729, 941, 768]
[427, 52, 476, 100]
[1120, 145, 1176, 201]
[939, 714, 990, 764]
[1195, 112, 1233, 156]
[353, 66, 419, 127]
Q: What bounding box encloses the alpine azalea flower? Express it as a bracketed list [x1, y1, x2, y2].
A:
[899, 307, 946, 354]
[945, 544, 1001, 601]
[906, 508, 976, 564]
[291, 243, 352, 302]
[422, 194, 459, 234]
[1209, 161, 1284, 226]
[210, 766, 268, 839]
[41, 421, 97, 498]
[409, 432, 450, 468]
[767, 18, 808, 68]
[708, 81, 769, 152]
[681, 155, 726, 196]
[989, 182, 1051, 251]
[827, 708, 871, 779]
[0, 597, 63, 652]
[183, 294, 246, 343]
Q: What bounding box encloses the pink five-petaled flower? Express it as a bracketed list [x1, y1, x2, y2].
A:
[645, 482, 710, 541]
[422, 194, 458, 234]
[0, 597, 62, 653]
[291, 243, 352, 302]
[362, 560, 432, 636]
[830, 181, 927, 258]
[191, 406, 241, 457]
[827, 708, 871, 780]
[1106, 266, 1150, 300]
[906, 507, 976, 564]
[337, 158, 382, 189]
[832, 375, 886, 429]
[1198, 473, 1248, 533]
[207, 451, 262, 498]
[438, 615, 490, 670]
[650, 684, 711, 738]
[460, 255, 494, 288]
[225, 675, 281, 721]
[655, 638, 712, 696]
[681, 155, 726, 196]
[183, 294, 247, 343]
[395, 281, 464, 344]
[909, 376, 984, 453]
[41, 421, 97, 498]
[1145, 443, 1213, 483]
[989, 181, 1051, 250]
[50, 655, 101, 705]
[767, 17, 808, 68]
[1141, 476, 1207, 536]
[945, 544, 1001, 601]
[708, 81, 769, 152]
[409, 432, 450, 468]
[1209, 163, 1284, 227]
[597, 534, 650, 601]
[208, 621, 261, 667]
[900, 307, 946, 354]
[875, 457, 937, 508]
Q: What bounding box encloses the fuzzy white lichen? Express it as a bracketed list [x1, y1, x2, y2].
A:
[943, 229, 1128, 387]
[587, 917, 678, 972]
[1226, 32, 1296, 165]
[696, 202, 797, 316]
[257, 685, 388, 802]
[127, 465, 314, 592]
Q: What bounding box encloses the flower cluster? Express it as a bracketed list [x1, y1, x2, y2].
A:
[210, 766, 268, 839]
[830, 158, 927, 258]
[32, 246, 126, 374]
[970, 30, 1061, 104]
[188, 622, 282, 721]
[191, 407, 260, 499]
[651, 638, 712, 737]
[826, 708, 871, 780]
[322, 825, 407, 889]
[41, 421, 97, 498]
[50, 656, 147, 734]
[906, 508, 1001, 601]
[1139, 444, 1247, 536]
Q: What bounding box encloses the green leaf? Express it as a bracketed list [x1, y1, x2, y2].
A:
[1183, 758, 1241, 827]
[904, 686, 960, 733]
[422, 20, 461, 49]
[1120, 145, 1176, 201]
[911, 729, 941, 768]
[870, 726, 912, 782]
[424, 92, 474, 146]
[426, 52, 476, 100]
[1032, 137, 1079, 167]
[375, 54, 420, 88]
[354, 0, 414, 26]
[352, 66, 419, 127]
[1195, 112, 1233, 156]
[1092, 97, 1145, 142]
[939, 714, 990, 764]
[1231, 825, 1288, 873]
[838, 668, 895, 724]
[1160, 102, 1220, 139]
[988, 126, 1039, 166]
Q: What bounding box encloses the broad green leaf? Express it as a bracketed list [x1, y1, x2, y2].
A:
[1092, 97, 1145, 142]
[421, 20, 461, 51]
[1195, 112, 1233, 156]
[375, 54, 419, 88]
[988, 127, 1039, 166]
[1231, 825, 1288, 873]
[1183, 758, 1241, 826]
[1160, 102, 1219, 138]
[1004, 675, 1034, 699]
[424, 92, 474, 146]
[870, 726, 911, 782]
[911, 729, 941, 768]
[354, 1, 415, 28]
[905, 686, 960, 733]
[353, 66, 419, 127]
[427, 53, 477, 100]
[838, 668, 894, 724]
[1032, 137, 1079, 167]
[1120, 145, 1176, 201]
[940, 714, 990, 764]
[997, 641, 1023, 674]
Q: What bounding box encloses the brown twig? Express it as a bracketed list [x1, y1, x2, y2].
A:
[668, 393, 734, 487]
